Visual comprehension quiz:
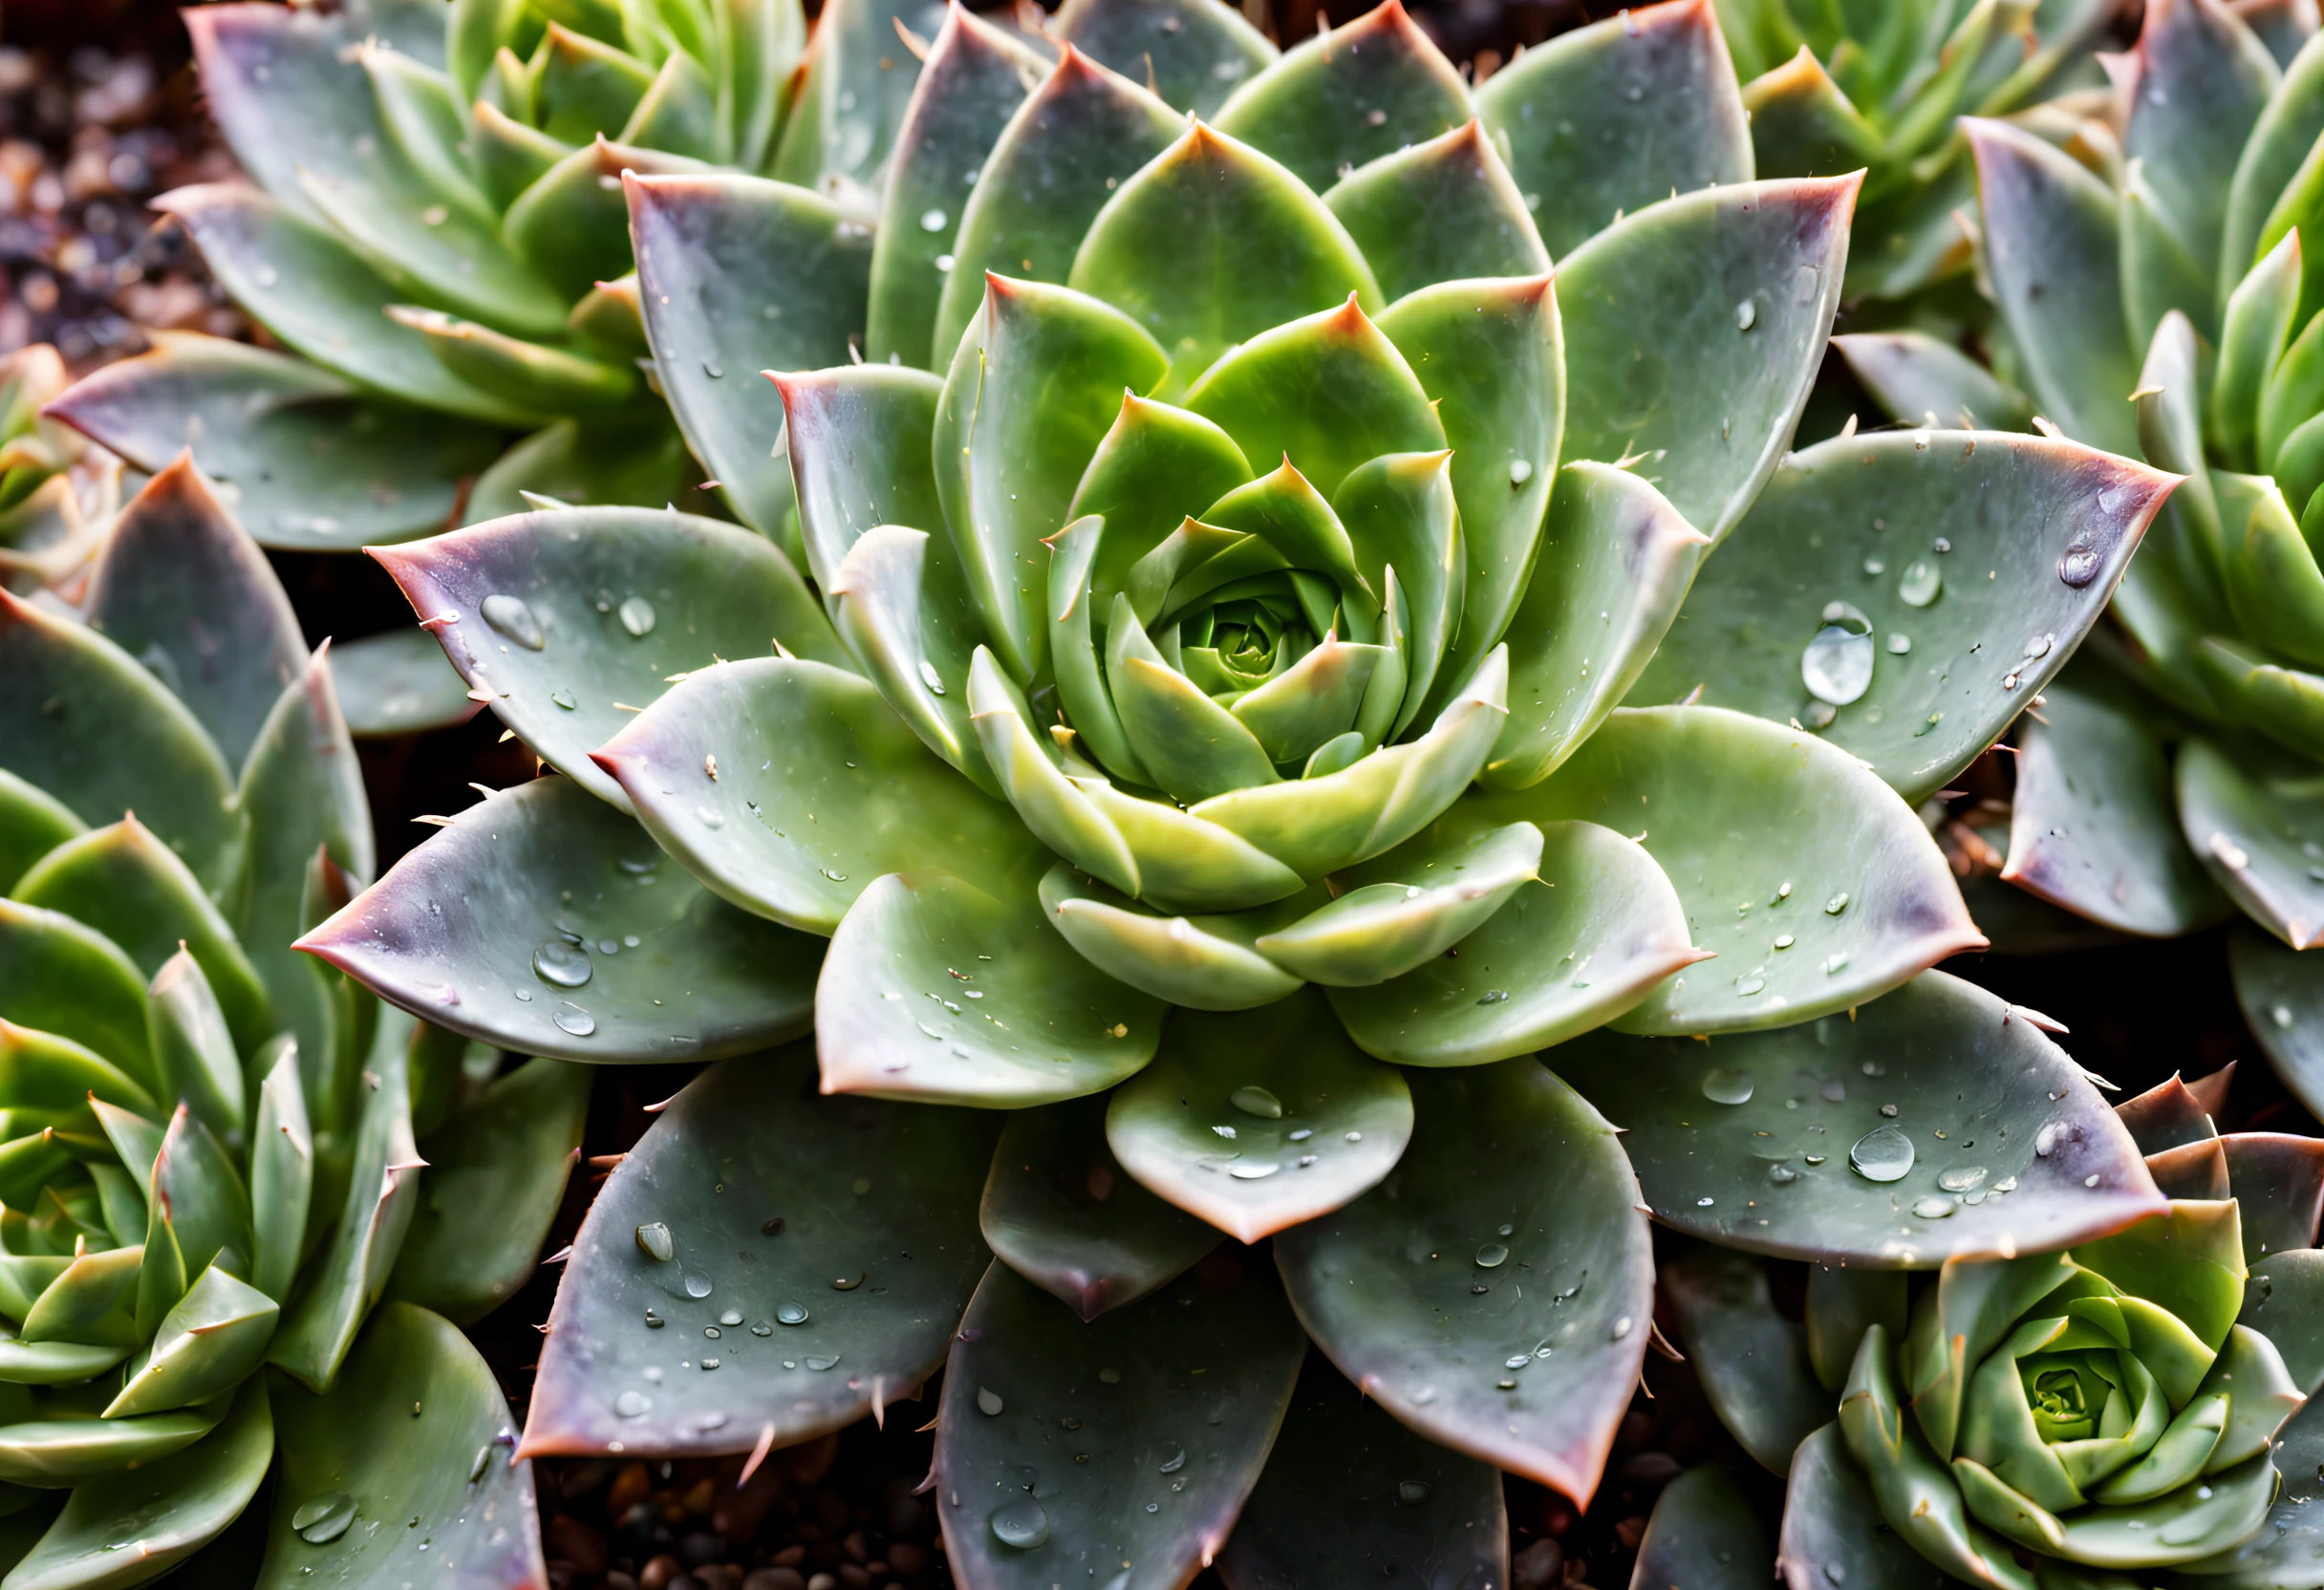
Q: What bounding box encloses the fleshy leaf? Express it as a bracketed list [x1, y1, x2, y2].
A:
[2221, 22, 2324, 306]
[1830, 331, 2036, 432]
[1037, 866, 1311, 1010]
[1626, 429, 2177, 804]
[150, 185, 537, 426]
[931, 47, 1183, 370]
[303, 774, 819, 1064]
[1326, 816, 1702, 1065]
[0, 771, 80, 899]
[372, 505, 844, 810]
[255, 1303, 546, 1589]
[934, 1257, 1306, 1589]
[2119, 0, 2281, 299]
[1274, 1060, 1653, 1503]
[2001, 671, 2227, 936]
[864, 6, 1047, 372]
[816, 869, 1166, 1105]
[1468, 706, 1983, 1032]
[1068, 121, 1382, 397]
[0, 590, 237, 892]
[1216, 1351, 1511, 1590]
[329, 628, 478, 739]
[1322, 120, 1548, 303]
[1631, 1466, 1775, 1590]
[1484, 461, 1705, 787]
[592, 658, 1043, 933]
[1210, 0, 1470, 197]
[2179, 737, 2324, 947]
[1663, 1246, 1825, 1473]
[1554, 971, 2168, 1267]
[979, 1094, 1220, 1321]
[388, 1058, 589, 1324]
[1775, 1422, 1955, 1590]
[768, 0, 944, 190]
[2228, 927, 2324, 1122]
[1556, 177, 1855, 545]
[81, 455, 309, 767]
[1049, 0, 1275, 117]
[522, 1045, 998, 1458]
[2240, 1246, 2324, 1395]
[1475, 0, 1754, 258]
[1963, 118, 2140, 457]
[462, 415, 703, 526]
[628, 172, 874, 539]
[503, 137, 714, 304]
[2170, 1392, 2324, 1586]
[0, 902, 152, 1086]
[1106, 989, 1413, 1243]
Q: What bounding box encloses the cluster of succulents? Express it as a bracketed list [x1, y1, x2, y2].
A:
[23, 0, 2324, 1584]
[0, 453, 581, 1585]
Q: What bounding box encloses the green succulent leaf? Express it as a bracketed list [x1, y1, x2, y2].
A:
[816, 869, 1166, 1105]
[0, 591, 237, 892]
[2213, 233, 2303, 475]
[1215, 1351, 1510, 1590]
[1630, 1466, 1775, 1590]
[182, 1, 399, 220]
[2220, 1131, 2324, 1260]
[1830, 331, 2036, 432]
[864, 7, 1047, 372]
[2245, 1247, 2324, 1394]
[1629, 430, 2177, 805]
[249, 1044, 311, 1307]
[301, 774, 819, 1063]
[1663, 1245, 1826, 1473]
[2001, 672, 2227, 937]
[1554, 971, 2167, 1267]
[2119, 0, 2280, 307]
[1069, 122, 1383, 397]
[1962, 118, 2140, 458]
[149, 186, 540, 427]
[503, 138, 713, 305]
[21, 1244, 143, 1348]
[1325, 816, 1701, 1066]
[328, 629, 478, 739]
[2172, 1392, 2324, 1587]
[1050, 0, 1276, 118]
[1474, 0, 1754, 260]
[523, 1045, 998, 1458]
[934, 1257, 1306, 1589]
[106, 1267, 279, 1419]
[595, 657, 1042, 932]
[1322, 120, 1548, 304]
[374, 505, 844, 810]
[629, 172, 874, 539]
[979, 1094, 1221, 1321]
[2227, 926, 2324, 1122]
[931, 48, 1183, 370]
[2122, 160, 2218, 355]
[147, 951, 248, 1149]
[1468, 706, 1982, 1032]
[384, 308, 639, 416]
[1556, 176, 1855, 546]
[462, 414, 706, 526]
[0, 904, 155, 1089]
[1484, 461, 1704, 788]
[2178, 737, 2324, 947]
[388, 1058, 589, 1325]
[1210, 1, 1470, 197]
[1105, 989, 1413, 1242]
[13, 819, 269, 1058]
[2222, 24, 2324, 308]
[1275, 1060, 1652, 1501]
[255, 1302, 547, 1589]
[1775, 1422, 1956, 1590]
[769, 0, 945, 190]
[81, 457, 309, 769]
[0, 773, 81, 898]
[1037, 867, 1312, 1010]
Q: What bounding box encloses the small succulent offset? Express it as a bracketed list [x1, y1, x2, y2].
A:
[0, 348, 112, 600]
[1667, 1061, 2324, 1590]
[291, 0, 2187, 1577]
[0, 458, 552, 1587]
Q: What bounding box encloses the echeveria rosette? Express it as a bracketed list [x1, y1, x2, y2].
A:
[1761, 1064, 2324, 1590]
[0, 457, 566, 1587]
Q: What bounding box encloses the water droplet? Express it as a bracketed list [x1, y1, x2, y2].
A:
[533, 940, 592, 988]
[294, 1493, 356, 1544]
[1160, 1450, 1186, 1473]
[1768, 1163, 1798, 1184]
[805, 1353, 839, 1370]
[697, 806, 725, 829]
[1849, 1126, 1914, 1183]
[1825, 893, 1849, 914]
[1288, 1128, 1313, 1142]
[751, 1321, 772, 1336]
[1736, 975, 1767, 997]
[1774, 934, 1796, 950]
[635, 1222, 675, 1261]
[1911, 1196, 1955, 1219]
[1509, 459, 1535, 485]
[1897, 562, 1941, 608]
[1345, 1131, 1363, 1143]
[977, 1386, 1003, 1416]
[2275, 1004, 2296, 1030]
[481, 594, 547, 650]
[1475, 989, 1509, 1006]
[1702, 1067, 1754, 1105]
[1229, 1085, 1283, 1118]
[1397, 1479, 1432, 1504]
[920, 207, 948, 232]
[1475, 1243, 1510, 1268]
[1801, 612, 1875, 706]
[1886, 633, 1912, 655]
[683, 1273, 713, 1299]
[1937, 1166, 1987, 1192]
[2058, 543, 2101, 588]
[553, 1006, 596, 1038]
[720, 1310, 742, 1326]
[1229, 1162, 1280, 1180]
[1734, 299, 1757, 331]
[918, 658, 946, 696]
[776, 1302, 809, 1325]
[1611, 1316, 1634, 1340]
[618, 596, 657, 636]
[1862, 558, 1884, 576]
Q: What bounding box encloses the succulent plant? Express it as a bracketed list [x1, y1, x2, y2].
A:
[0, 454, 572, 1586]
[0, 348, 110, 601]
[1661, 1059, 2324, 1590]
[275, 0, 2194, 1577]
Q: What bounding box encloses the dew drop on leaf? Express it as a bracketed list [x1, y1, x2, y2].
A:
[1475, 1243, 1510, 1268]
[1701, 1067, 1754, 1105]
[618, 596, 657, 636]
[635, 1222, 674, 1261]
[1849, 1126, 1914, 1183]
[533, 940, 592, 988]
[1897, 561, 1941, 608]
[1801, 614, 1874, 706]
[293, 1493, 356, 1545]
[553, 1006, 597, 1038]
[481, 594, 546, 650]
[1229, 1085, 1283, 1119]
